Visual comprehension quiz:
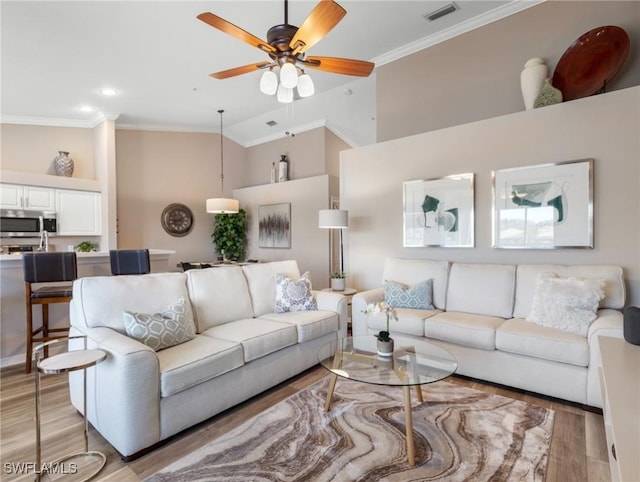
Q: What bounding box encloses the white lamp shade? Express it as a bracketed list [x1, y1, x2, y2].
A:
[277, 84, 293, 103]
[318, 209, 348, 228]
[297, 73, 314, 98]
[206, 197, 239, 214]
[280, 62, 298, 88]
[260, 70, 278, 95]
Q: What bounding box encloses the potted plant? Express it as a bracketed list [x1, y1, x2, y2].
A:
[364, 301, 398, 357]
[211, 209, 246, 261]
[330, 271, 346, 291]
[75, 241, 98, 252]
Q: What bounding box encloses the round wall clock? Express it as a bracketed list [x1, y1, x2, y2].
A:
[161, 203, 194, 237]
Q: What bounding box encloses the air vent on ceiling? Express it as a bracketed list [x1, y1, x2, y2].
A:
[266, 120, 278, 127]
[423, 2, 458, 22]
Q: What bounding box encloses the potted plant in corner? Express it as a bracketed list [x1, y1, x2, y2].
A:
[330, 271, 346, 291]
[211, 209, 247, 262]
[364, 301, 398, 357]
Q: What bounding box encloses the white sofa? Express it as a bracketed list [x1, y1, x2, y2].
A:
[352, 258, 626, 408]
[68, 260, 348, 459]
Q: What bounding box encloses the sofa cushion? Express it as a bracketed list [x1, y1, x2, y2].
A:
[123, 298, 196, 351]
[513, 264, 625, 318]
[242, 261, 300, 317]
[446, 263, 515, 318]
[383, 258, 449, 309]
[186, 267, 254, 332]
[526, 273, 604, 336]
[425, 311, 506, 350]
[201, 318, 298, 362]
[260, 311, 338, 343]
[384, 279, 434, 310]
[366, 307, 439, 337]
[274, 271, 318, 313]
[156, 335, 244, 397]
[496, 318, 589, 367]
[72, 273, 192, 333]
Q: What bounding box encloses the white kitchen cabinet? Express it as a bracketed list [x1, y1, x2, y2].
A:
[55, 189, 101, 236]
[0, 183, 55, 210]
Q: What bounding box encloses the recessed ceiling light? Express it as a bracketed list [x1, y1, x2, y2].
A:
[100, 88, 118, 96]
[79, 105, 94, 113]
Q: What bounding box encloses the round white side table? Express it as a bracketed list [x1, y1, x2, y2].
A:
[34, 337, 107, 481]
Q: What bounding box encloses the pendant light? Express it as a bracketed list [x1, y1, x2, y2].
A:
[206, 109, 239, 214]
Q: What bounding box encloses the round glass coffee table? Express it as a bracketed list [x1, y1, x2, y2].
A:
[318, 335, 457, 466]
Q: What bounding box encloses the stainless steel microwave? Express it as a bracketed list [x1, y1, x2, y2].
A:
[0, 209, 57, 238]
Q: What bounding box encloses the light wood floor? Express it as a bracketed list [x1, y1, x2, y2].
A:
[0, 364, 611, 482]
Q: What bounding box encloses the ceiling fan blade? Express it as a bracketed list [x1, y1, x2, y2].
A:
[211, 62, 272, 80]
[198, 12, 276, 54]
[289, 1, 346, 55]
[305, 56, 375, 77]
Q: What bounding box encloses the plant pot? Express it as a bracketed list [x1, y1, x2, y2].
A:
[376, 338, 394, 357]
[331, 278, 346, 291]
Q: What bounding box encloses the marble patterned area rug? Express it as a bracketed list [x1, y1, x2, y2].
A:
[146, 378, 554, 482]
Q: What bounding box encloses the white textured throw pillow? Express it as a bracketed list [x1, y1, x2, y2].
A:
[123, 298, 196, 351]
[526, 273, 605, 336]
[274, 271, 318, 313]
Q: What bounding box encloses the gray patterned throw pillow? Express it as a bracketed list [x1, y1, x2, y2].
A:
[274, 271, 318, 313]
[384, 279, 434, 310]
[123, 298, 196, 351]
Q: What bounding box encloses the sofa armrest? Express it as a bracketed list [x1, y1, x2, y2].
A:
[313, 290, 349, 338]
[351, 288, 385, 337]
[68, 325, 161, 457]
[586, 309, 624, 407]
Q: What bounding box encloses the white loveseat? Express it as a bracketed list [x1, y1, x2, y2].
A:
[68, 260, 347, 459]
[352, 258, 626, 408]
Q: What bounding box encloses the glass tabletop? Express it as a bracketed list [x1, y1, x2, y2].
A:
[318, 336, 457, 387]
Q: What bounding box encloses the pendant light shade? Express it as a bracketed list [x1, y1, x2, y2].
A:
[206, 109, 239, 214]
[280, 62, 298, 88]
[260, 70, 278, 95]
[297, 73, 315, 98]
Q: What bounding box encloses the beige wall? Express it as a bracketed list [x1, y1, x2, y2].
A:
[243, 127, 327, 187]
[115, 129, 245, 269]
[377, 1, 640, 142]
[342, 86, 640, 305]
[233, 175, 334, 289]
[0, 124, 96, 179]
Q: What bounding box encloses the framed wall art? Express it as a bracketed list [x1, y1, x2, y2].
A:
[492, 158, 593, 249]
[403, 173, 475, 247]
[259, 203, 291, 248]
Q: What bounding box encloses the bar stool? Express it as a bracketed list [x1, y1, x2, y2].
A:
[23, 252, 77, 373]
[34, 336, 107, 481]
[109, 249, 150, 275]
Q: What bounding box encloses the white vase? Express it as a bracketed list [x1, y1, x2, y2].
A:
[520, 57, 548, 111]
[331, 278, 345, 291]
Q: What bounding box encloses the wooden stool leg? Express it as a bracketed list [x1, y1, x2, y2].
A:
[25, 290, 33, 374]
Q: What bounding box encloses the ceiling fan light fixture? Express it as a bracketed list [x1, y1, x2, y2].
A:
[277, 84, 294, 103]
[260, 70, 278, 95]
[280, 62, 298, 88]
[297, 73, 314, 98]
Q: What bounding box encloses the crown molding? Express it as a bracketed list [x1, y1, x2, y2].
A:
[373, 0, 544, 67]
[1, 112, 119, 129]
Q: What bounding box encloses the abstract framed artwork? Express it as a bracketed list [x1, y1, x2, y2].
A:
[259, 203, 291, 248]
[492, 158, 593, 249]
[403, 173, 475, 247]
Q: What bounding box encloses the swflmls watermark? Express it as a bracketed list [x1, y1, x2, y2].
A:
[3, 461, 78, 475]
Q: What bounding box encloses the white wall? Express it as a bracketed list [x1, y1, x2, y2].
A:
[234, 175, 335, 290]
[341, 87, 640, 306]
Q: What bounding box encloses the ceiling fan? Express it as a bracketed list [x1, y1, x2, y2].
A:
[197, 0, 375, 97]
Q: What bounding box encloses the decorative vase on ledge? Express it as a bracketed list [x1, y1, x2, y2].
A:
[54, 151, 74, 177]
[520, 57, 548, 110]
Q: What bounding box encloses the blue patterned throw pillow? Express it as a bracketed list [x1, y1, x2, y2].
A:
[384, 279, 434, 310]
[275, 271, 318, 313]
